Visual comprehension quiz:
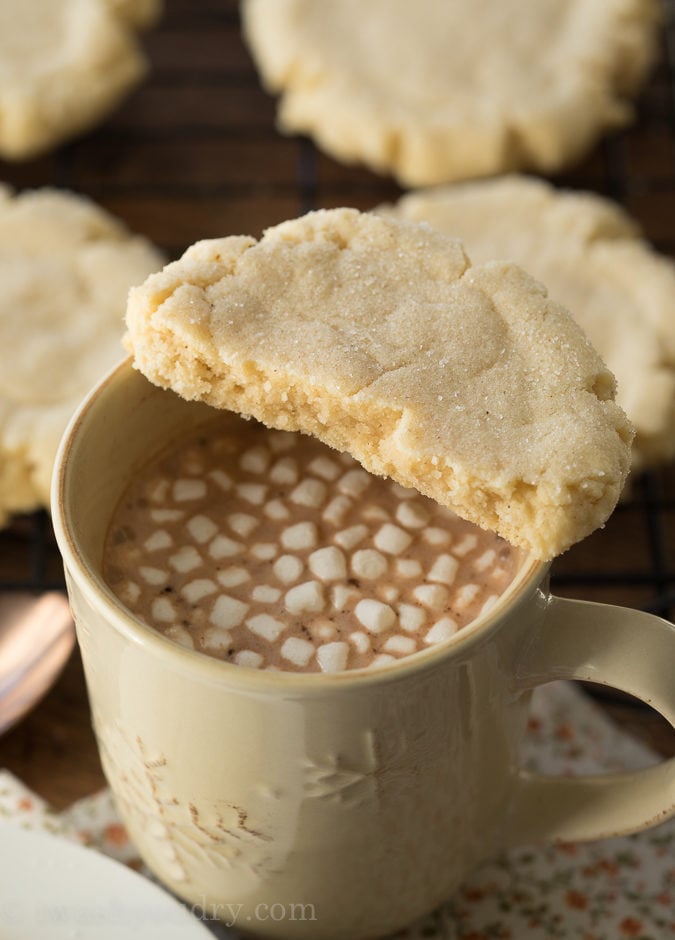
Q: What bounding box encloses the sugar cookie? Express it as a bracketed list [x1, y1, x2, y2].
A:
[242, 0, 659, 185]
[0, 185, 163, 525]
[125, 208, 632, 559]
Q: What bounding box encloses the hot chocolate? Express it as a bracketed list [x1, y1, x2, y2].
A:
[104, 414, 521, 673]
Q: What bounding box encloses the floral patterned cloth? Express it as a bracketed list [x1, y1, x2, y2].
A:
[1, 681, 674, 939]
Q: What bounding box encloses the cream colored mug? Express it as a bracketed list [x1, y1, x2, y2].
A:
[53, 359, 675, 940]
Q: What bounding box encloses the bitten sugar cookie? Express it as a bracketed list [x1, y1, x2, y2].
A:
[0, 185, 163, 526]
[0, 0, 161, 160]
[242, 0, 659, 186]
[385, 176, 675, 470]
[125, 209, 632, 559]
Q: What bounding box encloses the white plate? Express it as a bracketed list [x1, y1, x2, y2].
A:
[0, 825, 214, 939]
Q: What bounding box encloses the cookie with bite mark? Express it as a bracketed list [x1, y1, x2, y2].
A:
[125, 208, 633, 559]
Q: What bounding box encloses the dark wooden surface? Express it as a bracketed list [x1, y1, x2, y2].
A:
[1, 0, 675, 810]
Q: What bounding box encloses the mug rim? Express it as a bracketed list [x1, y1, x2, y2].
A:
[52, 358, 550, 694]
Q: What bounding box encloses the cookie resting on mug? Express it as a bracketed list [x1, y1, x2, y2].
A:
[124, 208, 633, 561]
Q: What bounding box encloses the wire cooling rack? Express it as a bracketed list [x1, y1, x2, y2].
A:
[0, 0, 674, 635]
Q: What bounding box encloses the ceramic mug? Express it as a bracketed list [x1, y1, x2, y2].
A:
[52, 359, 675, 940]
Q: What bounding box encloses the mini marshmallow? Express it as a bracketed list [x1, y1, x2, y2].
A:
[209, 535, 243, 559]
[169, 546, 202, 573]
[273, 554, 304, 583]
[227, 512, 259, 537]
[423, 527, 450, 546]
[281, 636, 315, 667]
[240, 446, 270, 475]
[265, 499, 291, 521]
[285, 581, 325, 614]
[453, 534, 479, 557]
[187, 514, 219, 543]
[362, 505, 390, 522]
[317, 641, 349, 672]
[211, 594, 249, 629]
[322, 495, 352, 526]
[370, 654, 396, 668]
[172, 479, 207, 501]
[355, 599, 396, 633]
[425, 617, 458, 644]
[217, 566, 250, 588]
[379, 585, 399, 604]
[233, 650, 264, 669]
[246, 613, 285, 641]
[139, 566, 167, 585]
[396, 558, 422, 578]
[308, 546, 347, 581]
[312, 620, 337, 641]
[251, 542, 278, 561]
[236, 482, 267, 506]
[475, 549, 497, 572]
[383, 635, 417, 656]
[374, 523, 412, 555]
[352, 549, 387, 579]
[308, 456, 341, 481]
[208, 469, 233, 491]
[181, 578, 217, 603]
[334, 525, 368, 550]
[428, 554, 459, 585]
[281, 522, 318, 550]
[331, 585, 359, 609]
[398, 603, 427, 633]
[270, 457, 299, 484]
[144, 530, 172, 552]
[202, 626, 233, 652]
[152, 597, 175, 623]
[349, 631, 372, 654]
[290, 478, 327, 508]
[396, 501, 430, 529]
[120, 581, 141, 605]
[252, 584, 282, 603]
[338, 469, 371, 497]
[413, 584, 449, 609]
[165, 624, 195, 649]
[455, 584, 480, 609]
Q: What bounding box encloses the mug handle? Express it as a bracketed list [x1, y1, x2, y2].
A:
[506, 595, 675, 846]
